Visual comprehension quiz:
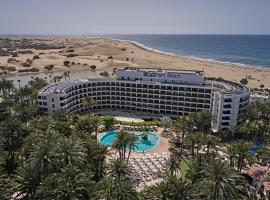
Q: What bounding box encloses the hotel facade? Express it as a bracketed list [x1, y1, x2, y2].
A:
[37, 68, 250, 131]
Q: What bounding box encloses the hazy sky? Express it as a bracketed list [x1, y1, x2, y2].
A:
[0, 0, 269, 35]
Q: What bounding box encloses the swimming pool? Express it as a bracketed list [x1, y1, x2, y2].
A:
[99, 131, 160, 152]
[249, 140, 266, 155]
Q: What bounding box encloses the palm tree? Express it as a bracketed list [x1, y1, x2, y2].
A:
[53, 76, 63, 83]
[0, 79, 14, 98]
[226, 145, 236, 167]
[84, 141, 110, 181]
[108, 158, 130, 180]
[53, 121, 72, 137]
[83, 96, 96, 114]
[57, 136, 87, 168]
[112, 130, 131, 161]
[194, 132, 204, 155]
[112, 180, 138, 200]
[233, 140, 255, 172]
[198, 110, 213, 134]
[0, 116, 26, 174]
[95, 144, 110, 180]
[183, 132, 197, 158]
[112, 67, 117, 75]
[144, 174, 197, 200]
[174, 116, 191, 141]
[36, 165, 94, 200]
[188, 110, 212, 134]
[48, 74, 52, 83]
[239, 120, 260, 141]
[17, 79, 21, 88]
[166, 157, 180, 175]
[63, 71, 70, 81]
[260, 147, 270, 166]
[76, 114, 103, 140]
[28, 116, 52, 132]
[93, 177, 139, 200]
[246, 100, 270, 140]
[183, 132, 203, 158]
[13, 165, 40, 199]
[76, 115, 95, 133]
[127, 134, 138, 163]
[93, 177, 115, 200]
[172, 118, 188, 158]
[160, 116, 173, 128]
[184, 156, 204, 184]
[26, 129, 61, 178]
[28, 77, 47, 93]
[53, 76, 57, 83]
[199, 158, 246, 200]
[0, 174, 12, 200]
[16, 86, 32, 103]
[203, 134, 220, 155]
[92, 114, 104, 140]
[52, 108, 71, 122]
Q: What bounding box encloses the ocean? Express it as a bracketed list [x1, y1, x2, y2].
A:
[109, 34, 270, 69]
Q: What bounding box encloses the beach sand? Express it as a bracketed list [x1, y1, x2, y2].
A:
[0, 37, 269, 88]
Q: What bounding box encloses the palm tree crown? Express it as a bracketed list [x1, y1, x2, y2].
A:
[199, 158, 246, 200]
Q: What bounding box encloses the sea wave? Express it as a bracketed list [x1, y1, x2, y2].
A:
[88, 36, 270, 71]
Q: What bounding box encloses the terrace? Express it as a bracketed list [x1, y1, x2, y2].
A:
[242, 164, 270, 198]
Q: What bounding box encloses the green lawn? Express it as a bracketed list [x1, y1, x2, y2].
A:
[180, 157, 191, 180]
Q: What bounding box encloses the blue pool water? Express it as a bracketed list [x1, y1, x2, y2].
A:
[249, 140, 266, 155]
[99, 131, 160, 152]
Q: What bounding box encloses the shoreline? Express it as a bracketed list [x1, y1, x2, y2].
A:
[113, 38, 270, 71]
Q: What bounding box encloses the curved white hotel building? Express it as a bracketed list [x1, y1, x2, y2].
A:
[37, 68, 250, 131]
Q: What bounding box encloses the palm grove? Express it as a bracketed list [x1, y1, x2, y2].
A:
[0, 78, 270, 199]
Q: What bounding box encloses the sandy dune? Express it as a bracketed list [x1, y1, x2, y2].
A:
[0, 37, 269, 88]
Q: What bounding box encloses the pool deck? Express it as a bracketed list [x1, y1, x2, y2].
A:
[97, 127, 170, 157]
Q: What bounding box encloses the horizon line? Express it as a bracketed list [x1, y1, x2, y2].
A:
[0, 33, 270, 37]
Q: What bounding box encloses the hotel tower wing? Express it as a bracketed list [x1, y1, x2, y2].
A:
[37, 67, 250, 132]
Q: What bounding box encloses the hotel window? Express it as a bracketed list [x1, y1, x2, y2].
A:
[222, 122, 230, 126]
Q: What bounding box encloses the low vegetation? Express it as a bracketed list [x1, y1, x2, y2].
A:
[44, 64, 54, 71]
[66, 53, 78, 58]
[90, 65, 96, 70]
[18, 68, 39, 73]
[7, 58, 18, 64]
[21, 58, 33, 68]
[63, 60, 70, 66]
[240, 78, 248, 85]
[32, 55, 40, 60]
[116, 119, 159, 127]
[21, 62, 31, 68]
[99, 71, 109, 77]
[66, 49, 75, 53]
[0, 66, 16, 72]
